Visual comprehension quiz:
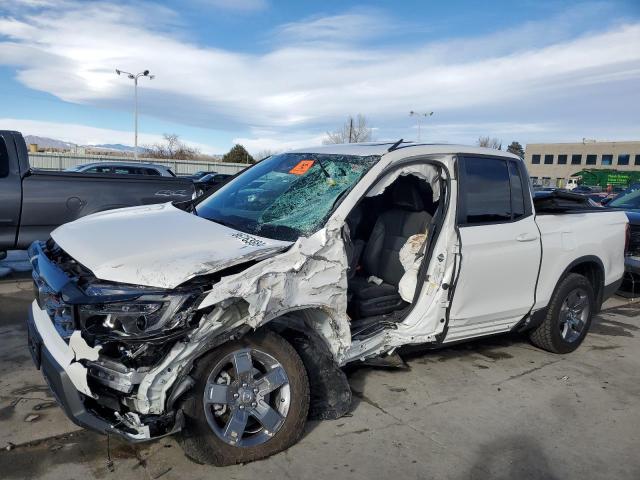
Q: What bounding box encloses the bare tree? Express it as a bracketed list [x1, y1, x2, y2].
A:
[477, 136, 502, 150]
[323, 114, 373, 144]
[253, 149, 280, 162]
[145, 133, 200, 160]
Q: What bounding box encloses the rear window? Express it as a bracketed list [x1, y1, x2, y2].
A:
[459, 157, 530, 225]
[0, 138, 9, 178]
[460, 157, 512, 224]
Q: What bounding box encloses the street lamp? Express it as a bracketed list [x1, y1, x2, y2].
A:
[116, 69, 155, 159]
[409, 110, 433, 142]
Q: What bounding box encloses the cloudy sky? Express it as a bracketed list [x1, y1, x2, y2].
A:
[0, 0, 638, 154]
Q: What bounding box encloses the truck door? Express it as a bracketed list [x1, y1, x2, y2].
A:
[0, 133, 22, 251]
[447, 156, 541, 342]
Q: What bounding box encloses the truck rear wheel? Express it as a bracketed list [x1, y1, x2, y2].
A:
[179, 330, 309, 466]
[529, 273, 595, 353]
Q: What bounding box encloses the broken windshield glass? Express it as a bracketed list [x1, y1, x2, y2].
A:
[195, 153, 380, 241]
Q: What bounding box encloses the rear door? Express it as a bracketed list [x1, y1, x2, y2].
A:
[0, 133, 23, 250]
[446, 156, 541, 342]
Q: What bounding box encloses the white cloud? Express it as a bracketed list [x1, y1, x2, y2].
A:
[232, 133, 326, 154]
[0, 2, 638, 149]
[274, 12, 387, 44]
[0, 118, 222, 153]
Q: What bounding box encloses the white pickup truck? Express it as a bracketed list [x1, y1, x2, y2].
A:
[27, 142, 627, 466]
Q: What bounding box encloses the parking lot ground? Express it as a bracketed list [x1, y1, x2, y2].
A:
[1, 275, 639, 480]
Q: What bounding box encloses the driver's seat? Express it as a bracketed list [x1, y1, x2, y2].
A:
[349, 179, 431, 318]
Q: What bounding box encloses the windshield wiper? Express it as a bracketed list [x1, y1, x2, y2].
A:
[315, 157, 331, 178]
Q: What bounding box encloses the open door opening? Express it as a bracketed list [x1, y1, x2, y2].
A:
[344, 165, 444, 339]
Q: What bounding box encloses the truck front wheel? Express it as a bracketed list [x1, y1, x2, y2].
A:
[180, 330, 310, 466]
[529, 273, 595, 354]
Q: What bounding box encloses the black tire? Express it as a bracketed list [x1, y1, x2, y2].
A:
[179, 330, 309, 466]
[529, 273, 595, 354]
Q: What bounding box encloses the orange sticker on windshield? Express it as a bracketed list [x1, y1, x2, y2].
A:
[289, 160, 315, 175]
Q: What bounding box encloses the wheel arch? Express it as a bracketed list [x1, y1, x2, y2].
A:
[561, 256, 605, 312]
[266, 309, 352, 420]
[518, 255, 605, 333]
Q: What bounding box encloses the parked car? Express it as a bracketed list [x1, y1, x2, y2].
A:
[604, 187, 640, 296]
[194, 173, 233, 196]
[66, 161, 176, 177]
[187, 170, 218, 180]
[27, 142, 627, 466]
[0, 131, 194, 256]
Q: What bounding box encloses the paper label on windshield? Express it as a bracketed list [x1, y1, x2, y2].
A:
[289, 160, 315, 175]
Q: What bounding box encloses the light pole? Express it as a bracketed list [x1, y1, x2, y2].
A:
[409, 110, 433, 142]
[116, 69, 154, 159]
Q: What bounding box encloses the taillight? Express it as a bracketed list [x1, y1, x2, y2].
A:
[625, 223, 630, 255]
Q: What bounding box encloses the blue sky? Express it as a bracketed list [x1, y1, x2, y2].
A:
[0, 0, 639, 154]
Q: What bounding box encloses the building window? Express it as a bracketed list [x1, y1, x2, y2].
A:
[532, 154, 541, 164]
[635, 154, 640, 166]
[544, 154, 554, 164]
[586, 154, 597, 165]
[571, 154, 582, 165]
[558, 154, 567, 165]
[618, 154, 630, 166]
[601, 154, 613, 166]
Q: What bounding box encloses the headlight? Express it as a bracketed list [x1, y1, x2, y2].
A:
[78, 286, 200, 339]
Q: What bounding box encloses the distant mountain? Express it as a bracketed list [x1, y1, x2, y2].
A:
[24, 135, 75, 149]
[91, 143, 136, 152]
[23, 135, 138, 153]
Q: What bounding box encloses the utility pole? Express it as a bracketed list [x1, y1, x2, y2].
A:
[116, 69, 154, 159]
[348, 117, 354, 143]
[409, 111, 434, 142]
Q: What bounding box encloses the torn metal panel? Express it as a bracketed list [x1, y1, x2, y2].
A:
[366, 163, 441, 201]
[197, 218, 352, 358]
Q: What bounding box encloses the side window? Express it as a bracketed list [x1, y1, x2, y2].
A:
[113, 167, 133, 174]
[145, 168, 161, 176]
[0, 137, 9, 178]
[508, 161, 525, 220]
[460, 157, 511, 224]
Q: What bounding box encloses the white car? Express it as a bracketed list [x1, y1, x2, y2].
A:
[27, 142, 627, 465]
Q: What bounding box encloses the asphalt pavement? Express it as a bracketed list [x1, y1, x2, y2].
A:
[1, 275, 638, 480]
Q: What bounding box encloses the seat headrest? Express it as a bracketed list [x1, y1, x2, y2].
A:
[391, 179, 424, 211]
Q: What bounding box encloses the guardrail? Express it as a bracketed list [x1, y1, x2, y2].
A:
[28, 152, 249, 175]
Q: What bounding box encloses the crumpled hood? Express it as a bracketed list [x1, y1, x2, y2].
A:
[51, 203, 292, 289]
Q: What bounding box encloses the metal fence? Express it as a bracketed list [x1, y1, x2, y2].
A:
[28, 152, 249, 175]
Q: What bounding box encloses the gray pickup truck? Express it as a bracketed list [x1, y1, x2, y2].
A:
[0, 130, 194, 256]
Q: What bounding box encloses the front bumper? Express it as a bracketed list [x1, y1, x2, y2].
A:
[27, 301, 154, 441]
[27, 240, 181, 442]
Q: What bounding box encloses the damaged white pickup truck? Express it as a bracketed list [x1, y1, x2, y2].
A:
[27, 142, 627, 465]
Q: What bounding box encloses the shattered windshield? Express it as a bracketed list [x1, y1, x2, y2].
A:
[195, 152, 380, 241]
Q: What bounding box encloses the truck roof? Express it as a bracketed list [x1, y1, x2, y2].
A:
[286, 142, 521, 160]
